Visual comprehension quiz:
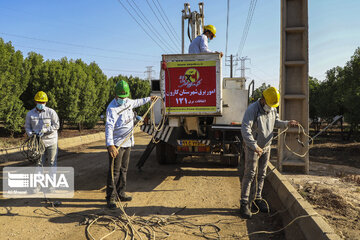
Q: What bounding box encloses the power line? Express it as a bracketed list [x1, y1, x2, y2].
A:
[237, 0, 258, 57]
[145, 0, 179, 52]
[116, 0, 169, 53]
[152, 0, 181, 49]
[225, 0, 230, 57]
[125, 0, 177, 53]
[0, 32, 158, 58]
[13, 44, 159, 63]
[154, 0, 181, 43]
[103, 68, 145, 73]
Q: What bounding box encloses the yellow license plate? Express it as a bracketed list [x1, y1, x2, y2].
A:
[180, 140, 206, 147]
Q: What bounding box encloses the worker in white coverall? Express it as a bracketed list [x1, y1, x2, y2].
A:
[25, 91, 60, 192]
[240, 87, 298, 219]
[188, 24, 223, 57]
[105, 80, 155, 209]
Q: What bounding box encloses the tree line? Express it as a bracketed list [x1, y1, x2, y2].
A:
[0, 38, 151, 135]
[309, 47, 360, 138]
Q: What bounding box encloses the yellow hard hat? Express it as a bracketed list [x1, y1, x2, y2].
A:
[34, 91, 48, 102]
[204, 25, 216, 37]
[263, 87, 280, 108]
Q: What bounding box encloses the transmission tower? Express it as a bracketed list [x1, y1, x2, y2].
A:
[144, 66, 155, 83]
[235, 56, 250, 78]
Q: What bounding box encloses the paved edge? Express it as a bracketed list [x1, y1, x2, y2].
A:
[266, 162, 341, 240]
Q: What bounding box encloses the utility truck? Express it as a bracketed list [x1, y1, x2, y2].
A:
[137, 2, 253, 169]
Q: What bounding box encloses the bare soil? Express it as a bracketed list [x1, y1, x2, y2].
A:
[283, 135, 360, 240]
[0, 131, 285, 240]
[0, 126, 359, 239]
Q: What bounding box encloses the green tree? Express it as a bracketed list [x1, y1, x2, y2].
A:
[75, 60, 109, 129]
[127, 76, 151, 116]
[0, 38, 29, 135]
[342, 47, 360, 137]
[21, 52, 44, 110]
[309, 76, 321, 121]
[317, 66, 344, 121]
[250, 83, 271, 103]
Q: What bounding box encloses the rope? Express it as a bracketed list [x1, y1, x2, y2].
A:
[31, 104, 316, 239]
[234, 214, 318, 239]
[249, 123, 313, 215]
[239, 123, 316, 238]
[274, 123, 314, 158]
[149, 96, 166, 144]
[20, 134, 46, 163]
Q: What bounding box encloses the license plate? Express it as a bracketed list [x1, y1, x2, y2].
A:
[179, 140, 206, 147]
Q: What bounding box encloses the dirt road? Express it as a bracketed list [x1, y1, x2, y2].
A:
[0, 131, 284, 240]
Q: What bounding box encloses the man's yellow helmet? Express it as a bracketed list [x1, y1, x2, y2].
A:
[204, 25, 216, 37]
[263, 87, 280, 108]
[34, 91, 48, 102]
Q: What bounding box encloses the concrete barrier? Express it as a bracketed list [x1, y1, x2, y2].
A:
[266, 162, 341, 240]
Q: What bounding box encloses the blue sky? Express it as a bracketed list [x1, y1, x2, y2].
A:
[1, 0, 359, 89]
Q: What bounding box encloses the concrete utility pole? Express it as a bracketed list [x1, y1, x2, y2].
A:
[225, 54, 239, 78]
[279, 0, 309, 173]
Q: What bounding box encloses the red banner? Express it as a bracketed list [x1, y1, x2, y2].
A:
[164, 61, 217, 113]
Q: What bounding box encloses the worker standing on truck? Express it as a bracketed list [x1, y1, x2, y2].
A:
[25, 91, 60, 188]
[240, 87, 298, 219]
[188, 24, 223, 57]
[105, 80, 155, 209]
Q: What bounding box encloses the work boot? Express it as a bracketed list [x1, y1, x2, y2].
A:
[252, 199, 270, 213]
[107, 198, 117, 209]
[240, 201, 252, 219]
[119, 194, 132, 202]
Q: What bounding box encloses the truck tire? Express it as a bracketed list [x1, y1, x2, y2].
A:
[156, 141, 177, 164]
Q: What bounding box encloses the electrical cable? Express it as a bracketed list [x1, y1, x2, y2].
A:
[240, 122, 315, 239]
[101, 68, 147, 74]
[152, 0, 181, 49]
[125, 0, 177, 53]
[0, 32, 159, 58]
[237, 0, 258, 57]
[153, 0, 181, 43]
[21, 134, 45, 163]
[27, 105, 315, 239]
[233, 214, 318, 239]
[274, 123, 314, 158]
[116, 0, 169, 53]
[144, 0, 179, 52]
[13, 43, 159, 63]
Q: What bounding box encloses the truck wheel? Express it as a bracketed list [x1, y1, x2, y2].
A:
[156, 141, 177, 164]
